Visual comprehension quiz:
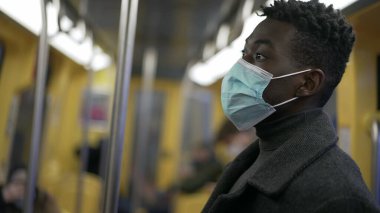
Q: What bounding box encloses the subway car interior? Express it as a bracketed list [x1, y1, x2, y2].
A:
[1, 0, 380, 212]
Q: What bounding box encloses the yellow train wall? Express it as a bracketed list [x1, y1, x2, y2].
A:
[0, 13, 114, 212]
[337, 1, 380, 190]
[0, 14, 38, 180]
[0, 12, 212, 210]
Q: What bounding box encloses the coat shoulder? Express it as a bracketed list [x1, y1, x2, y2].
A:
[313, 196, 380, 213]
[284, 146, 378, 211]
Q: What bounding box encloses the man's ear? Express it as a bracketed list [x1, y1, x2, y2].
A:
[295, 69, 325, 97]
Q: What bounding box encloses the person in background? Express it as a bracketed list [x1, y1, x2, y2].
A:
[176, 120, 255, 194]
[214, 119, 256, 165]
[75, 137, 108, 177]
[202, 0, 379, 212]
[0, 165, 60, 213]
[178, 143, 223, 193]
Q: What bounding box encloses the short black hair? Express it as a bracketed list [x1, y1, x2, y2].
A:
[7, 165, 27, 183]
[261, 0, 355, 105]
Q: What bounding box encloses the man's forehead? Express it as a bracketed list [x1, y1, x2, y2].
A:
[246, 18, 296, 46]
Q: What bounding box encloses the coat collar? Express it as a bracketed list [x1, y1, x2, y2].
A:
[220, 109, 338, 198]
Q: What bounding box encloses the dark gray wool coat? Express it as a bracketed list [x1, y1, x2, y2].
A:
[202, 109, 380, 213]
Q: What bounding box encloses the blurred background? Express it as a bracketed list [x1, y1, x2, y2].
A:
[0, 0, 380, 212]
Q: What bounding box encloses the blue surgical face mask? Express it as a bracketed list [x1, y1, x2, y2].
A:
[221, 58, 311, 131]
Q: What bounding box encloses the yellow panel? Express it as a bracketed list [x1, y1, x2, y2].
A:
[209, 79, 225, 136]
[174, 192, 210, 213]
[0, 14, 37, 178]
[337, 1, 380, 189]
[155, 80, 183, 190]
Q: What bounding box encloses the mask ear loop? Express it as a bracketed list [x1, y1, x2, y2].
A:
[273, 97, 298, 108]
[271, 69, 312, 107]
[272, 69, 312, 79]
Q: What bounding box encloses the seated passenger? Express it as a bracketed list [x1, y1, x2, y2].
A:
[178, 144, 223, 193]
[214, 119, 256, 164]
[75, 137, 108, 177]
[0, 165, 60, 213]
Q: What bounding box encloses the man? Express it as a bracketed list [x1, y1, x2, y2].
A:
[202, 0, 380, 212]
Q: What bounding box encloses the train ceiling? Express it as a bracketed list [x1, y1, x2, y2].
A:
[67, 0, 265, 80]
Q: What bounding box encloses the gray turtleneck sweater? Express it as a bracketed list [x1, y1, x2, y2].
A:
[230, 108, 309, 193]
[202, 109, 379, 213]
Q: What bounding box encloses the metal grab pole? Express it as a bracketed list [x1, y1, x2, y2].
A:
[75, 0, 90, 212]
[75, 59, 94, 213]
[102, 0, 139, 212]
[130, 48, 157, 212]
[24, 0, 49, 212]
[371, 120, 380, 205]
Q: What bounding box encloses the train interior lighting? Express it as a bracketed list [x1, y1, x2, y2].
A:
[0, 0, 112, 71]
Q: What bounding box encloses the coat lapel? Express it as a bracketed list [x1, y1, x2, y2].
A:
[202, 141, 260, 212]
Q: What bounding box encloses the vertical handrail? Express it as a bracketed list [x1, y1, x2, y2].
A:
[75, 54, 94, 213]
[130, 48, 157, 212]
[102, 0, 139, 212]
[75, 0, 91, 211]
[371, 120, 380, 205]
[24, 0, 49, 212]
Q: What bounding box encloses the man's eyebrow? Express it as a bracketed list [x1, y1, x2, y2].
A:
[245, 38, 273, 47]
[254, 39, 273, 46]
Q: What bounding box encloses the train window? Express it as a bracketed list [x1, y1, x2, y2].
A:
[378, 55, 380, 110]
[9, 88, 36, 168]
[8, 60, 52, 170]
[8, 87, 51, 170]
[132, 90, 165, 182]
[181, 89, 213, 151]
[0, 42, 4, 75]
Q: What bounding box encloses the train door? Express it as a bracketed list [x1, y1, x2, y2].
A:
[9, 88, 40, 171]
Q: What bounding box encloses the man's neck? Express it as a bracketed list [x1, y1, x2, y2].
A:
[259, 102, 319, 125]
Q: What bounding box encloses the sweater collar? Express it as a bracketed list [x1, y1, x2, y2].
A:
[235, 108, 338, 197]
[256, 109, 312, 148]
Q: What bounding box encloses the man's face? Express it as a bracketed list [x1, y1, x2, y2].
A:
[243, 18, 302, 108]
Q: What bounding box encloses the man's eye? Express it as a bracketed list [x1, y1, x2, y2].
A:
[241, 50, 246, 57]
[254, 53, 266, 61]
